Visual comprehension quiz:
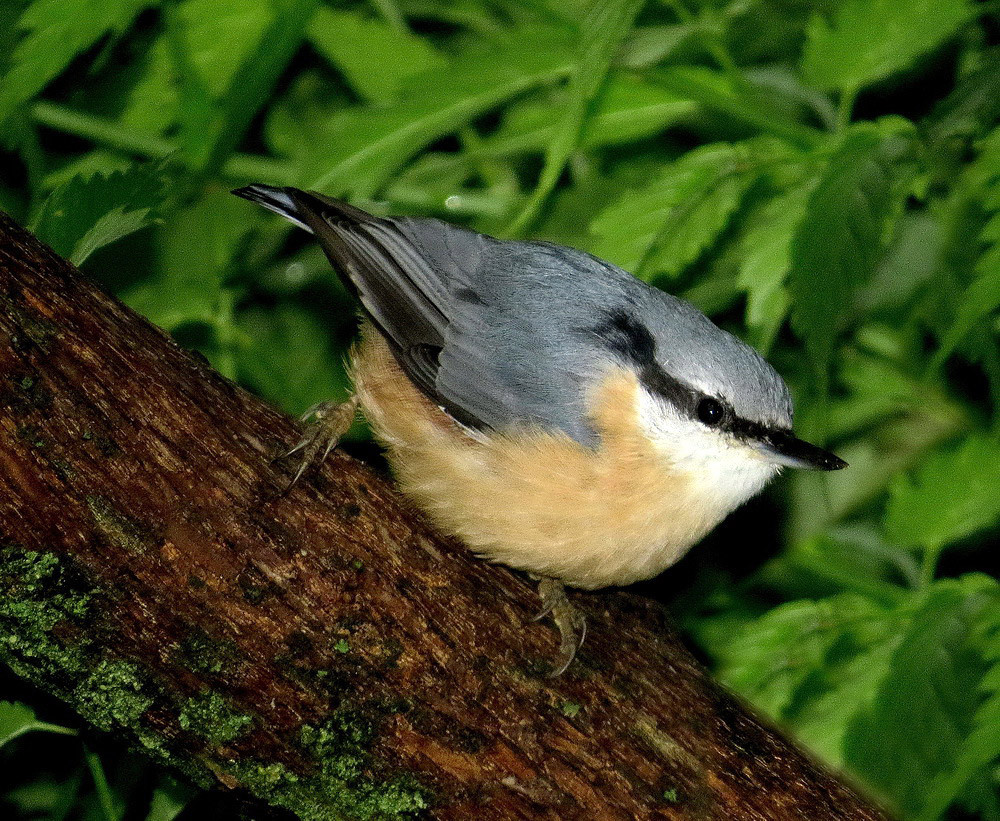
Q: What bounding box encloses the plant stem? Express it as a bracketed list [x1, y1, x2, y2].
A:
[33, 102, 175, 158]
[920, 544, 941, 588]
[651, 68, 822, 149]
[84, 747, 119, 821]
[31, 102, 295, 185]
[837, 86, 857, 132]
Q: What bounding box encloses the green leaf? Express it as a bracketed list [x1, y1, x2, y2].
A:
[508, 0, 646, 233]
[30, 161, 169, 266]
[235, 302, 352, 416]
[843, 577, 999, 819]
[145, 787, 188, 821]
[931, 127, 1000, 370]
[919, 596, 1000, 820]
[0, 700, 41, 746]
[618, 23, 697, 69]
[791, 618, 901, 767]
[0, 0, 154, 123]
[788, 124, 915, 378]
[144, 776, 197, 821]
[737, 182, 814, 351]
[308, 27, 576, 197]
[120, 0, 274, 141]
[482, 73, 696, 157]
[175, 0, 273, 98]
[651, 65, 823, 149]
[195, 0, 319, 177]
[924, 48, 1000, 148]
[118, 38, 179, 137]
[0, 700, 76, 747]
[885, 435, 1000, 553]
[123, 189, 249, 330]
[589, 141, 758, 279]
[801, 0, 973, 94]
[932, 243, 1000, 369]
[716, 594, 890, 720]
[308, 6, 445, 103]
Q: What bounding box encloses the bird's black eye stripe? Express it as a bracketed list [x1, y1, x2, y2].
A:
[588, 311, 771, 438]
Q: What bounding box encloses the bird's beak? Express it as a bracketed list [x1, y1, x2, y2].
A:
[756, 429, 848, 471]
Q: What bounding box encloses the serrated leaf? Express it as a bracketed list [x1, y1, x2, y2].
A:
[123, 189, 248, 330]
[308, 6, 445, 103]
[788, 125, 915, 377]
[885, 435, 1000, 552]
[0, 700, 75, 747]
[307, 27, 576, 197]
[0, 0, 154, 123]
[482, 73, 695, 157]
[589, 141, 757, 279]
[0, 700, 39, 747]
[801, 0, 973, 94]
[919, 596, 1000, 820]
[931, 127, 1000, 370]
[509, 0, 646, 233]
[716, 594, 890, 719]
[844, 577, 999, 819]
[737, 182, 814, 351]
[30, 161, 169, 266]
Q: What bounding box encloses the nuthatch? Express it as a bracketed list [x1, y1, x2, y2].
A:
[234, 184, 847, 675]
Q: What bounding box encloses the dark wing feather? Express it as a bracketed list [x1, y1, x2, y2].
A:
[232, 185, 629, 444]
[233, 185, 488, 423]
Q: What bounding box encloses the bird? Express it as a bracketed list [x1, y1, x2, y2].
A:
[233, 184, 847, 675]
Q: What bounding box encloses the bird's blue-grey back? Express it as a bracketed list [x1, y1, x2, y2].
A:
[232, 185, 792, 445]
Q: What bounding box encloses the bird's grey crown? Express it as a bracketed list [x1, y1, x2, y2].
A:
[233, 185, 793, 446]
[636, 290, 794, 430]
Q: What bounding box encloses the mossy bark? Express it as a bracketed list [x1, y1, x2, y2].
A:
[0, 211, 893, 820]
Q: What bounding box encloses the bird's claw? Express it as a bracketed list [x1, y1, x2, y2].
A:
[278, 395, 358, 489]
[536, 577, 586, 677]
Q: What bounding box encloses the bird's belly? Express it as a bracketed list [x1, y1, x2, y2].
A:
[350, 323, 735, 590]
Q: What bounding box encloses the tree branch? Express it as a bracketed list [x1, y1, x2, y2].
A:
[0, 211, 892, 820]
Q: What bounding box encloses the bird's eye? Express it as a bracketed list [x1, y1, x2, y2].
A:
[697, 397, 725, 426]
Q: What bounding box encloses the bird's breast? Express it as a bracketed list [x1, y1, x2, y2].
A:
[350, 322, 752, 589]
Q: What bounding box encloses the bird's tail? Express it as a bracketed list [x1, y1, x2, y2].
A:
[231, 184, 381, 237]
[231, 184, 453, 395]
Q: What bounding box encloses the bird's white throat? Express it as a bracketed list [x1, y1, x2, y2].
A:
[636, 388, 781, 518]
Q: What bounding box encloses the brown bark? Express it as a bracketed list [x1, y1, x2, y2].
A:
[0, 210, 892, 820]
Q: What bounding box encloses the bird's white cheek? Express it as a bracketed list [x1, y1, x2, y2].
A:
[636, 391, 780, 517]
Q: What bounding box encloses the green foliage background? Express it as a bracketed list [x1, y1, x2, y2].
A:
[0, 0, 999, 818]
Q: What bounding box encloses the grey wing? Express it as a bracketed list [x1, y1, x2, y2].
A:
[232, 185, 608, 444]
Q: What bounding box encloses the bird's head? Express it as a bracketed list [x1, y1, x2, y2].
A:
[593, 303, 845, 513]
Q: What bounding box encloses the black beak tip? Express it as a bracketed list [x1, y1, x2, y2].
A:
[765, 430, 849, 471]
[820, 452, 849, 471]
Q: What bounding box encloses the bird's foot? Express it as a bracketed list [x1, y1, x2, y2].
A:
[281, 395, 359, 488]
[534, 577, 586, 677]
